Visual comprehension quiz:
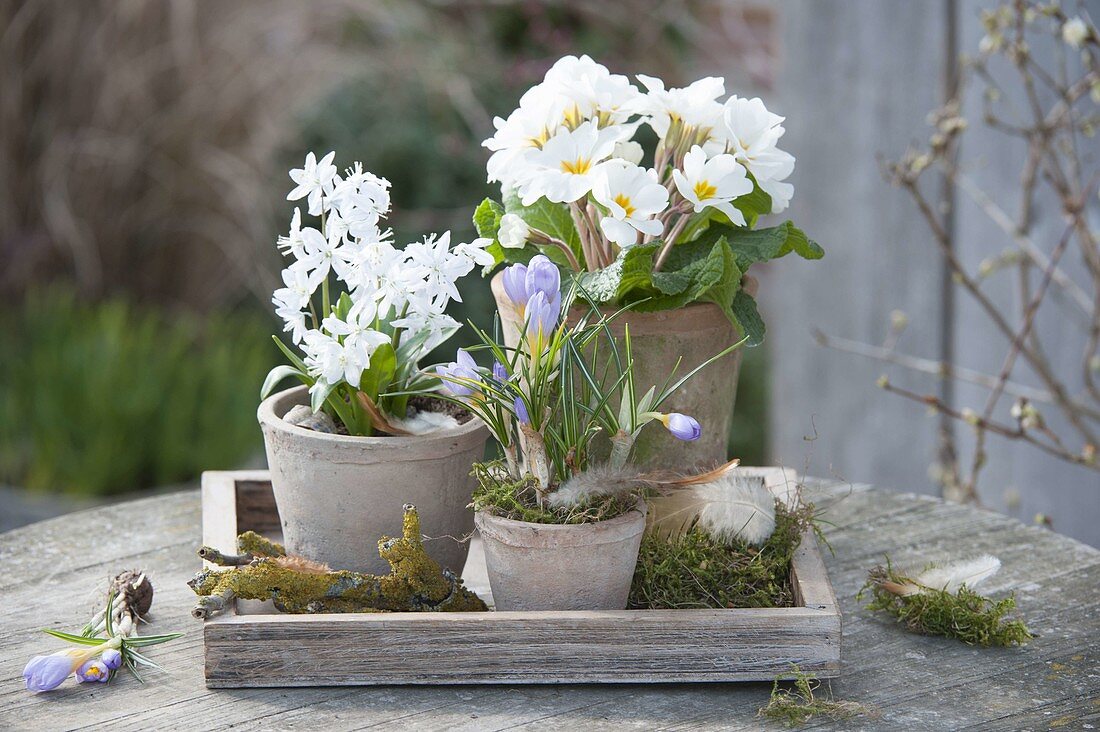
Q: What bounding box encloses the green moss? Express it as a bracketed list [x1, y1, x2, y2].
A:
[471, 461, 637, 525]
[191, 505, 487, 614]
[858, 558, 1033, 646]
[629, 501, 817, 609]
[757, 666, 874, 727]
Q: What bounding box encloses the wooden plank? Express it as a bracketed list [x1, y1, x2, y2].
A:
[199, 469, 841, 687]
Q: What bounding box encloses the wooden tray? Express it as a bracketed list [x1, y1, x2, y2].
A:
[199, 469, 840, 688]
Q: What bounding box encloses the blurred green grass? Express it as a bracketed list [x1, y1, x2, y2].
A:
[0, 291, 277, 496]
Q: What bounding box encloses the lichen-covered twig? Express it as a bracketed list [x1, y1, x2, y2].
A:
[858, 558, 1032, 646]
[189, 504, 487, 617]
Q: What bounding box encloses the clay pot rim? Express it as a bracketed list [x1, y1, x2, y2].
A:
[474, 497, 647, 548]
[258, 385, 488, 449]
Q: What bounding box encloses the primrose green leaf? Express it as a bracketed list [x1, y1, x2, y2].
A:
[615, 243, 659, 301]
[503, 189, 583, 269]
[473, 198, 504, 239]
[695, 220, 824, 272]
[732, 176, 773, 228]
[731, 289, 766, 346]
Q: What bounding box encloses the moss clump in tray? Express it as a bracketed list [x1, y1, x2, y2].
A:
[629, 501, 819, 610]
[471, 461, 637, 525]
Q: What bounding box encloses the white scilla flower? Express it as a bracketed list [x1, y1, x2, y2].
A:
[321, 304, 389, 361]
[1063, 17, 1090, 48]
[277, 208, 306, 259]
[517, 121, 620, 205]
[592, 161, 668, 248]
[498, 214, 530, 249]
[287, 151, 337, 216]
[672, 146, 753, 226]
[404, 231, 473, 305]
[302, 329, 369, 389]
[453, 237, 497, 268]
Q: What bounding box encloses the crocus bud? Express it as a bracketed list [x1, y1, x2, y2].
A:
[101, 648, 123, 671]
[501, 263, 529, 308]
[491, 360, 508, 382]
[23, 653, 78, 693]
[660, 412, 702, 441]
[436, 349, 481, 397]
[498, 214, 530, 249]
[524, 291, 560, 353]
[524, 255, 560, 301]
[514, 397, 530, 425]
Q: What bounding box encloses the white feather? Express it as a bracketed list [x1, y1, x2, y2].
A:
[387, 410, 461, 435]
[548, 465, 644, 508]
[648, 473, 776, 546]
[909, 555, 1001, 595]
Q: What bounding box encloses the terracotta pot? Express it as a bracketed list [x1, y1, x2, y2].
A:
[491, 273, 748, 471]
[474, 499, 647, 611]
[258, 386, 489, 575]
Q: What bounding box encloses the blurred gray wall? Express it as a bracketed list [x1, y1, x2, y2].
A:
[766, 0, 1100, 546]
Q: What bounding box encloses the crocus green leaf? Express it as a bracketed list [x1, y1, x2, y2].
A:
[503, 189, 583, 269]
[123, 632, 184, 648]
[731, 288, 766, 346]
[43, 629, 106, 646]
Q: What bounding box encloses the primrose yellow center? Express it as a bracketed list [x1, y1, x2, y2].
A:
[693, 179, 718, 200]
[612, 193, 636, 217]
[561, 157, 593, 175]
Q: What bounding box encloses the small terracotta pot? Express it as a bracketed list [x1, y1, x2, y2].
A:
[259, 386, 489, 574]
[474, 499, 647, 611]
[491, 273, 750, 471]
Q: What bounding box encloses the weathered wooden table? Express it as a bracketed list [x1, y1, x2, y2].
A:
[1, 478, 1097, 730]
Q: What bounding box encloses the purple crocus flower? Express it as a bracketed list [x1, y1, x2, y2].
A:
[76, 659, 110, 684]
[514, 396, 530, 425]
[501, 263, 529, 307]
[23, 652, 79, 693]
[662, 413, 702, 441]
[436, 349, 481, 397]
[524, 291, 560, 352]
[524, 255, 560, 301]
[491, 360, 508, 382]
[101, 648, 123, 671]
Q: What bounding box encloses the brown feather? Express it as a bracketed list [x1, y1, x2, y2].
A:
[272, 555, 331, 574]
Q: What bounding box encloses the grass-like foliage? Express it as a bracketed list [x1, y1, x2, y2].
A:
[628, 501, 818, 609]
[858, 559, 1033, 647]
[757, 666, 874, 727]
[0, 290, 276, 496]
[471, 461, 637, 525]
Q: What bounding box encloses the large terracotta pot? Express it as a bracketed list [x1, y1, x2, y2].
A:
[474, 499, 647, 611]
[258, 386, 489, 575]
[491, 273, 747, 471]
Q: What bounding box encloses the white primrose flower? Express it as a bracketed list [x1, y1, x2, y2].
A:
[613, 140, 645, 166]
[722, 96, 796, 213]
[404, 231, 474, 305]
[287, 151, 337, 216]
[483, 85, 565, 187]
[1063, 17, 1090, 48]
[542, 54, 641, 128]
[592, 161, 668, 248]
[498, 214, 530, 249]
[517, 120, 620, 205]
[673, 145, 753, 226]
[631, 74, 725, 141]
